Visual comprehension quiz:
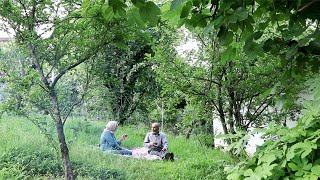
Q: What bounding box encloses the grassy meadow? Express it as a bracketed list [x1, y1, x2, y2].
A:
[0, 115, 235, 179]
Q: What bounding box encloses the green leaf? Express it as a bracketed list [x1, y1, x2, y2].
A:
[270, 82, 281, 94]
[252, 31, 263, 40]
[285, 45, 297, 60]
[311, 165, 320, 176]
[177, 17, 187, 28]
[257, 153, 276, 165]
[129, 8, 146, 28]
[170, 0, 185, 10]
[288, 163, 299, 171]
[243, 169, 254, 176]
[109, 0, 127, 16]
[203, 20, 214, 35]
[162, 7, 179, 21]
[189, 14, 207, 28]
[303, 163, 312, 171]
[221, 46, 236, 65]
[262, 39, 275, 52]
[131, 0, 145, 7]
[258, 22, 269, 29]
[244, 40, 258, 59]
[101, 5, 113, 22]
[229, 22, 238, 32]
[180, 2, 192, 18]
[118, 7, 126, 17]
[139, 1, 161, 26]
[219, 1, 235, 11]
[226, 142, 237, 151]
[229, 14, 237, 23]
[215, 134, 228, 139]
[213, 16, 224, 29]
[81, 0, 91, 10]
[218, 27, 234, 46]
[234, 7, 248, 21]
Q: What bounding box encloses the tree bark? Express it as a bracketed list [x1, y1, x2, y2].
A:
[50, 89, 74, 180]
[227, 99, 235, 134]
[217, 83, 228, 134]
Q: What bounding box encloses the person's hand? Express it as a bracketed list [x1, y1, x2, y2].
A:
[120, 134, 128, 141]
[151, 141, 158, 146]
[161, 147, 167, 152]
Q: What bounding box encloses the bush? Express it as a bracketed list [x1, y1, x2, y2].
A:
[72, 160, 125, 180]
[0, 147, 63, 177]
[225, 76, 320, 179]
[0, 146, 125, 179]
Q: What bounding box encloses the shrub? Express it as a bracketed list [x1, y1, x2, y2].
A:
[225, 76, 320, 179]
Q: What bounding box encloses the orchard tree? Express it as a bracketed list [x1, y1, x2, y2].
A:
[0, 1, 114, 179]
[160, 0, 320, 69]
[89, 22, 160, 124]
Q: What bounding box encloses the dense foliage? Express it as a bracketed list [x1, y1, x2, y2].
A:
[225, 75, 320, 180]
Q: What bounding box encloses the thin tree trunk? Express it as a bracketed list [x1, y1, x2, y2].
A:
[234, 100, 242, 130]
[30, 42, 74, 179]
[228, 90, 236, 134]
[217, 84, 228, 134]
[212, 111, 215, 148]
[227, 100, 235, 134]
[50, 89, 74, 180]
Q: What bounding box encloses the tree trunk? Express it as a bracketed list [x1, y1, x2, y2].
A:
[15, 95, 22, 110]
[217, 84, 228, 135]
[227, 100, 235, 134]
[50, 89, 74, 180]
[56, 120, 74, 180]
[211, 111, 215, 148]
[234, 100, 242, 130]
[228, 90, 236, 134]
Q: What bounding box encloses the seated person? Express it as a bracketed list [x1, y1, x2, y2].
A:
[100, 120, 132, 155]
[144, 122, 174, 160]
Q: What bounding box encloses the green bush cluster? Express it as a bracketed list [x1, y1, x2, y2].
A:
[226, 116, 320, 179]
[0, 147, 125, 179]
[226, 76, 320, 179]
[0, 147, 63, 178]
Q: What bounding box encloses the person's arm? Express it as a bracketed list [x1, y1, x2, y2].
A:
[118, 134, 128, 144]
[105, 131, 122, 150]
[144, 132, 152, 148]
[100, 132, 107, 149]
[161, 133, 169, 151]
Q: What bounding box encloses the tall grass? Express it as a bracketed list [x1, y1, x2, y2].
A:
[0, 115, 235, 179]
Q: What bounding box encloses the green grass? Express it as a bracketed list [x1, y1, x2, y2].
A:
[0, 115, 235, 179]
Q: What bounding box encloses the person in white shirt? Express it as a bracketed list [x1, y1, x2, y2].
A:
[144, 122, 174, 160]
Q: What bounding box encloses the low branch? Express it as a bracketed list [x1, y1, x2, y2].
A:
[298, 0, 319, 12]
[62, 69, 90, 124]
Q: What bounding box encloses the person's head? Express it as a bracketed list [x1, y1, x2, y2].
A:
[105, 121, 118, 132]
[151, 122, 160, 134]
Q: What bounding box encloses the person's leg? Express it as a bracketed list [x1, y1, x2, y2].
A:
[119, 149, 132, 155]
[151, 150, 170, 160]
[169, 152, 174, 161]
[149, 150, 162, 157]
[148, 149, 170, 160]
[162, 152, 171, 160]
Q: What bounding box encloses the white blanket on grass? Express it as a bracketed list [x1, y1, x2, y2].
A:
[129, 147, 161, 160]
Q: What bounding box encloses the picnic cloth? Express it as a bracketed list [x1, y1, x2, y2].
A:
[131, 147, 161, 160]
